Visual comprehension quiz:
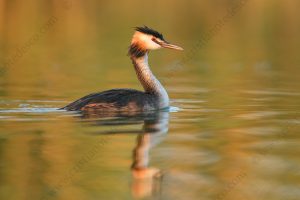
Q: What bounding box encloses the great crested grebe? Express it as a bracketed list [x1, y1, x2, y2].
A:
[62, 26, 183, 112]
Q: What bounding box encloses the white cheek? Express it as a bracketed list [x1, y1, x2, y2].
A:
[140, 34, 161, 50]
[146, 40, 161, 50]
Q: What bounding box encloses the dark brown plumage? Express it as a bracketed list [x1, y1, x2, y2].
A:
[62, 89, 159, 112]
[128, 43, 147, 58]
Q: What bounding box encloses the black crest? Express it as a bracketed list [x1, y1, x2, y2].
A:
[135, 26, 164, 40]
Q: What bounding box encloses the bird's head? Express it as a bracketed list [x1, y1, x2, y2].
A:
[129, 26, 183, 58]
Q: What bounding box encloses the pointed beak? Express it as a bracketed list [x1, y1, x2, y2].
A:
[161, 41, 184, 51]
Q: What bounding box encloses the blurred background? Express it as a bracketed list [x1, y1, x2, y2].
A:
[0, 0, 300, 200]
[0, 0, 299, 99]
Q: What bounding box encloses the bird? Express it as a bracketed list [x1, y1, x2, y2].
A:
[61, 26, 183, 112]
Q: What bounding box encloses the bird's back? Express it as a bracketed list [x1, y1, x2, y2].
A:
[62, 89, 159, 112]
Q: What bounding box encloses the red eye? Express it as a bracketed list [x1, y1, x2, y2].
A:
[152, 38, 160, 45]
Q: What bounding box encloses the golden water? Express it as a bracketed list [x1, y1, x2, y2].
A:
[0, 1, 300, 200]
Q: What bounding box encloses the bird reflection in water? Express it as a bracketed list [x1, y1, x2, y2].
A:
[80, 109, 169, 199]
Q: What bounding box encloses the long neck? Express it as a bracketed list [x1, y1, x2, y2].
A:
[131, 53, 168, 100]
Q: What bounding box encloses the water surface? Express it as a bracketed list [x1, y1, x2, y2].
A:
[1, 1, 300, 200]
